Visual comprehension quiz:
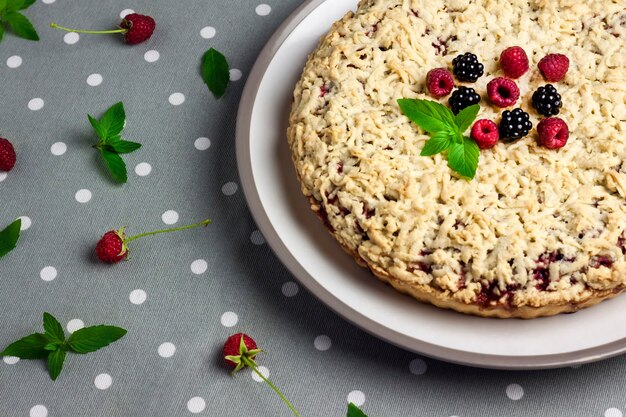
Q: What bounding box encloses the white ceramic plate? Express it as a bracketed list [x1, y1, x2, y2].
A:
[236, 0, 626, 369]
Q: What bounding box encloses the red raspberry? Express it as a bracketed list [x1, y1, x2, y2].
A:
[96, 230, 128, 263]
[426, 68, 454, 98]
[0, 138, 16, 172]
[470, 119, 499, 149]
[537, 117, 569, 149]
[487, 77, 520, 107]
[538, 54, 570, 82]
[499, 46, 529, 79]
[120, 13, 156, 45]
[223, 333, 259, 369]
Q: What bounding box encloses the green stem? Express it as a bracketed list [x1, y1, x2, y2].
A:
[124, 219, 211, 244]
[50, 22, 127, 35]
[241, 356, 301, 417]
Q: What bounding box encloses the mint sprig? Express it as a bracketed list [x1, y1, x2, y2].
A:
[88, 102, 141, 183]
[201, 48, 230, 98]
[0, 0, 39, 43]
[1, 312, 127, 380]
[0, 218, 21, 260]
[398, 99, 480, 179]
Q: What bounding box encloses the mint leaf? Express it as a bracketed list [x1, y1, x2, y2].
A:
[410, 98, 455, 126]
[44, 343, 58, 351]
[0, 24, 4, 43]
[43, 312, 65, 343]
[88, 115, 106, 141]
[454, 104, 480, 133]
[0, 0, 7, 12]
[6, 0, 36, 12]
[347, 403, 368, 417]
[1, 333, 50, 359]
[420, 132, 452, 156]
[4, 11, 39, 40]
[104, 139, 141, 154]
[68, 325, 127, 354]
[47, 348, 66, 381]
[201, 48, 230, 98]
[397, 99, 450, 133]
[97, 102, 125, 142]
[99, 149, 127, 183]
[0, 218, 21, 259]
[447, 136, 479, 179]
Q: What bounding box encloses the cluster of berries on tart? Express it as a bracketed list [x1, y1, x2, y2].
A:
[425, 47, 571, 151]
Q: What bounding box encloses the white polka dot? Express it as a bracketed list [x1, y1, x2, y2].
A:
[120, 9, 135, 18]
[221, 182, 238, 196]
[200, 26, 216, 39]
[75, 189, 92, 203]
[314, 335, 332, 351]
[187, 397, 206, 414]
[94, 373, 112, 390]
[3, 356, 19, 365]
[347, 390, 366, 407]
[220, 311, 238, 327]
[194, 137, 211, 151]
[0, 172, 7, 182]
[63, 32, 80, 45]
[281, 281, 299, 297]
[29, 405, 48, 417]
[86, 73, 103, 87]
[250, 230, 266, 245]
[605, 409, 623, 417]
[6, 55, 22, 68]
[229, 69, 242, 81]
[158, 342, 176, 358]
[129, 289, 147, 305]
[506, 383, 524, 400]
[161, 210, 179, 225]
[42, 0, 56, 3]
[190, 259, 208, 275]
[168, 93, 185, 106]
[18, 216, 31, 231]
[66, 319, 84, 334]
[40, 266, 57, 282]
[255, 4, 272, 16]
[50, 142, 67, 156]
[28, 98, 44, 111]
[134, 162, 152, 176]
[144, 50, 160, 63]
[251, 365, 270, 382]
[409, 358, 428, 375]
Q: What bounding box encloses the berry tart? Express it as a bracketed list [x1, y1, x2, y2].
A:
[287, 0, 626, 318]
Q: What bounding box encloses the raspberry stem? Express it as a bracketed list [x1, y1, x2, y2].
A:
[124, 219, 211, 244]
[50, 23, 128, 35]
[240, 356, 301, 417]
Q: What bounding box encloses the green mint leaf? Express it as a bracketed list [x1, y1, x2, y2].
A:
[67, 325, 127, 354]
[420, 132, 452, 156]
[0, 0, 7, 12]
[1, 333, 50, 359]
[454, 104, 480, 133]
[4, 11, 39, 40]
[347, 403, 368, 417]
[97, 102, 126, 142]
[44, 343, 58, 351]
[412, 98, 456, 126]
[447, 136, 479, 179]
[0, 218, 21, 259]
[0, 24, 5, 43]
[43, 312, 65, 343]
[99, 149, 128, 183]
[397, 99, 451, 134]
[104, 139, 141, 154]
[201, 48, 230, 98]
[88, 115, 106, 141]
[6, 0, 36, 11]
[47, 348, 66, 381]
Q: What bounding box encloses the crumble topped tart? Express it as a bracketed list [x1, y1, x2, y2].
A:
[287, 0, 626, 318]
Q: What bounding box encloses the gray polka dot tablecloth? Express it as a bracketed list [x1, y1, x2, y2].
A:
[2, 1, 626, 417]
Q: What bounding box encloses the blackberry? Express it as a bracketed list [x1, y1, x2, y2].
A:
[452, 52, 484, 82]
[531, 84, 562, 116]
[499, 108, 533, 141]
[448, 87, 481, 114]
